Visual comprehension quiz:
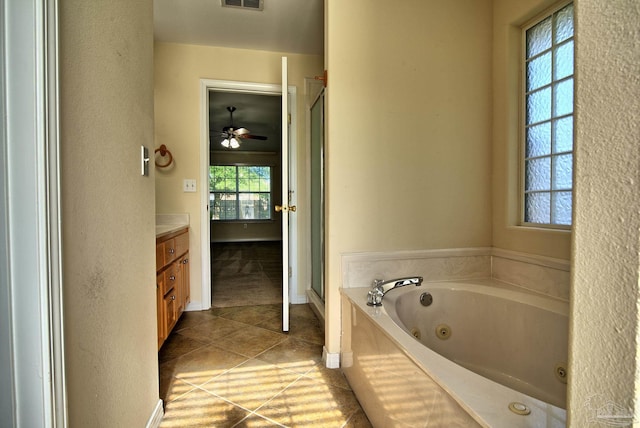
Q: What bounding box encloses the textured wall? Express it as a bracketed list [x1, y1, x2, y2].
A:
[569, 0, 640, 424]
[325, 0, 493, 353]
[59, 0, 159, 425]
[154, 42, 323, 307]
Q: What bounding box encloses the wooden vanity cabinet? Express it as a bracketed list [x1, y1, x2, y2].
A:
[156, 228, 189, 350]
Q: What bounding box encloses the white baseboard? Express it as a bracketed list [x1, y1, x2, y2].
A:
[185, 300, 205, 311]
[323, 347, 340, 369]
[290, 291, 308, 305]
[145, 399, 164, 428]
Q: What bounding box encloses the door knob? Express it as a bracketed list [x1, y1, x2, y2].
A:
[275, 205, 297, 212]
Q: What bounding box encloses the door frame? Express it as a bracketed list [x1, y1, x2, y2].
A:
[2, 0, 66, 425]
[199, 79, 298, 310]
[307, 87, 326, 313]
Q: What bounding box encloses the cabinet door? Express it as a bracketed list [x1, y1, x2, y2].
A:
[181, 254, 190, 306]
[156, 242, 165, 271]
[163, 291, 178, 334]
[174, 259, 184, 316]
[156, 273, 165, 350]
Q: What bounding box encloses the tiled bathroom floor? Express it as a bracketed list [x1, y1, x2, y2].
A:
[158, 304, 372, 427]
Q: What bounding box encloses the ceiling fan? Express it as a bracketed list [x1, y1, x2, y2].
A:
[215, 106, 267, 149]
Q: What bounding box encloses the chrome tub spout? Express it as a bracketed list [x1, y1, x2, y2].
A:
[367, 276, 423, 306]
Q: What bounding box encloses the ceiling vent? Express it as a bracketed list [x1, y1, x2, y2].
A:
[221, 0, 264, 11]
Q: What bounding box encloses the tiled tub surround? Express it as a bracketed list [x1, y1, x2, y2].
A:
[341, 247, 570, 300]
[340, 247, 569, 427]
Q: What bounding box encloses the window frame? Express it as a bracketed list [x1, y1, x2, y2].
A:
[519, 1, 574, 230]
[209, 163, 275, 222]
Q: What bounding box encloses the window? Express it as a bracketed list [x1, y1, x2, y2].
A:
[210, 165, 272, 221]
[522, 3, 574, 227]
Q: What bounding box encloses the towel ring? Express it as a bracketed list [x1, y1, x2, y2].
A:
[155, 144, 173, 168]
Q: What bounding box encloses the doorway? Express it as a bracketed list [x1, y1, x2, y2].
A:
[208, 90, 283, 308]
[199, 79, 298, 313]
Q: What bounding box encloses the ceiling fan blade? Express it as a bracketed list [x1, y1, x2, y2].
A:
[239, 134, 268, 140]
[233, 127, 250, 136]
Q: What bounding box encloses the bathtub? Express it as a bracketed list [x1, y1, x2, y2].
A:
[340, 279, 568, 427]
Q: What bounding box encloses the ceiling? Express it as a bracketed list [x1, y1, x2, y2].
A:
[154, 0, 323, 152]
[154, 0, 324, 55]
[209, 91, 282, 151]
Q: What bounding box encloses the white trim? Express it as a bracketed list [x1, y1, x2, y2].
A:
[3, 0, 65, 425]
[145, 399, 164, 428]
[281, 58, 289, 332]
[322, 347, 340, 369]
[199, 78, 299, 310]
[0, 0, 15, 424]
[306, 289, 325, 324]
[199, 80, 213, 310]
[44, 0, 67, 424]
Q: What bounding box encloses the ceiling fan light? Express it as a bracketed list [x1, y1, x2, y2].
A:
[221, 138, 230, 148]
[230, 137, 240, 149]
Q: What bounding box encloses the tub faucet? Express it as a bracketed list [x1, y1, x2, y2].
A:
[367, 276, 423, 306]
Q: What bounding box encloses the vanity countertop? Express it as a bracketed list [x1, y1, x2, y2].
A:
[156, 213, 189, 239]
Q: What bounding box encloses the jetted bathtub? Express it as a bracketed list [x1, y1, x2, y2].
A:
[340, 279, 568, 427]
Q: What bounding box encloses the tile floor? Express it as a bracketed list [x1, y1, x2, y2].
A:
[158, 303, 372, 427]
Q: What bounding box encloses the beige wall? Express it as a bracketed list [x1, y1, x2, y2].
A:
[59, 0, 159, 425]
[492, 0, 572, 259]
[570, 0, 640, 423]
[154, 42, 323, 307]
[325, 0, 493, 352]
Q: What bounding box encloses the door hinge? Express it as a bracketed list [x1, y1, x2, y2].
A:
[288, 266, 293, 278]
[288, 113, 291, 125]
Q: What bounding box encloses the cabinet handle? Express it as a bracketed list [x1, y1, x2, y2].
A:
[171, 295, 176, 300]
[168, 248, 175, 254]
[182, 259, 189, 264]
[169, 275, 176, 281]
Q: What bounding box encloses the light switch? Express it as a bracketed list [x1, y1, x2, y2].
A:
[141, 146, 150, 176]
[183, 179, 197, 192]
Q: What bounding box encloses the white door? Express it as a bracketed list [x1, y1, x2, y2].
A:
[279, 57, 294, 332]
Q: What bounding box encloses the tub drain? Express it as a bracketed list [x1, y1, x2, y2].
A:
[508, 402, 531, 416]
[435, 324, 452, 340]
[410, 328, 421, 340]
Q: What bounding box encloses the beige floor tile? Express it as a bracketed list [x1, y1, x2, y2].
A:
[254, 316, 284, 333]
[219, 306, 280, 326]
[173, 309, 218, 330]
[203, 358, 301, 412]
[159, 367, 196, 403]
[213, 325, 287, 358]
[232, 413, 286, 427]
[159, 333, 208, 363]
[171, 343, 248, 386]
[160, 387, 250, 428]
[288, 318, 324, 346]
[303, 364, 352, 391]
[343, 408, 374, 427]
[255, 376, 361, 427]
[175, 316, 248, 344]
[257, 337, 323, 375]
